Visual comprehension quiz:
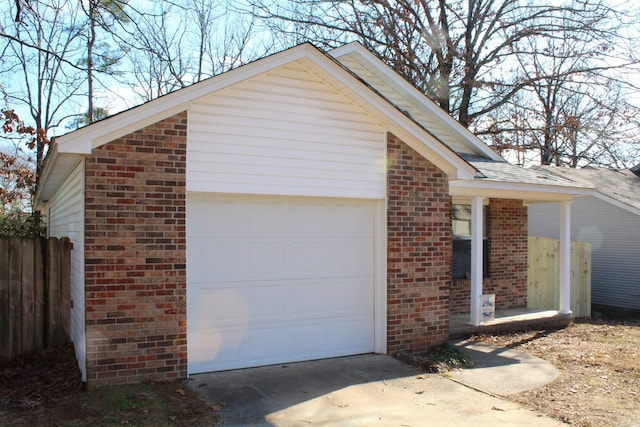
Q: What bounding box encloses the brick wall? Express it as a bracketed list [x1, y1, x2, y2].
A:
[486, 198, 528, 308]
[450, 279, 471, 314]
[84, 112, 187, 386]
[387, 134, 451, 353]
[449, 198, 528, 314]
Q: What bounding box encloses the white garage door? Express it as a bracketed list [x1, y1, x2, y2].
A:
[187, 194, 376, 374]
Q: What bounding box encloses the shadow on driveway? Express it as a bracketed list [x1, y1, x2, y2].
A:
[449, 339, 560, 396]
[189, 352, 563, 426]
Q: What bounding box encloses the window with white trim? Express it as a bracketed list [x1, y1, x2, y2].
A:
[452, 204, 489, 279]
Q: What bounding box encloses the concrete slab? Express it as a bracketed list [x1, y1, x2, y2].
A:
[449, 339, 560, 396]
[189, 354, 563, 426]
[449, 309, 573, 338]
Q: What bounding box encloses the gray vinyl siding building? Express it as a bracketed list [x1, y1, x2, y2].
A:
[528, 166, 640, 311]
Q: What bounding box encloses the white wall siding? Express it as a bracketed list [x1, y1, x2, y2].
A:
[529, 197, 640, 311]
[45, 161, 86, 380]
[187, 60, 386, 199]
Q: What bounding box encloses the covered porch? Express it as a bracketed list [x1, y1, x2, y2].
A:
[449, 158, 592, 329]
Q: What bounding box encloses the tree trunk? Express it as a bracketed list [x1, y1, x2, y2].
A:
[87, 0, 96, 124]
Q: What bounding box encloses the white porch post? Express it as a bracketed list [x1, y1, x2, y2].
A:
[470, 196, 484, 326]
[559, 200, 572, 314]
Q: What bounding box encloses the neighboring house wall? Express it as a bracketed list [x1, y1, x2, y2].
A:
[44, 161, 86, 380]
[386, 134, 451, 353]
[83, 112, 188, 386]
[529, 196, 640, 311]
[449, 199, 528, 314]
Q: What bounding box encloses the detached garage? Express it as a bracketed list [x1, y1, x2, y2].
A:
[35, 41, 536, 387]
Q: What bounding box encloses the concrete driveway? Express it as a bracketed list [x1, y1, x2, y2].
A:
[189, 345, 563, 426]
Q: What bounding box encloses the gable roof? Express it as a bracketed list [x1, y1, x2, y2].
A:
[53, 43, 472, 174]
[36, 42, 593, 206]
[37, 42, 480, 206]
[534, 166, 640, 216]
[330, 43, 593, 201]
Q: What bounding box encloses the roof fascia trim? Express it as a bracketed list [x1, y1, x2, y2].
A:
[449, 179, 593, 201]
[35, 142, 60, 205]
[592, 192, 640, 217]
[35, 147, 84, 209]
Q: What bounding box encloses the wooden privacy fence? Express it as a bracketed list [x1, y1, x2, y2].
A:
[528, 236, 591, 318]
[0, 237, 72, 359]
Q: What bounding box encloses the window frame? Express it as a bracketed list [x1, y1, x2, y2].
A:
[452, 204, 489, 279]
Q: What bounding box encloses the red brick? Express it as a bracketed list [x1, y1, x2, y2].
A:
[84, 112, 187, 387]
[449, 199, 528, 314]
[386, 134, 451, 354]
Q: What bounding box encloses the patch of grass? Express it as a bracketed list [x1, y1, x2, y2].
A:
[397, 344, 474, 373]
[428, 344, 473, 369]
[102, 387, 147, 411]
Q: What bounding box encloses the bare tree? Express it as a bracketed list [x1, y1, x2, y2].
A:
[123, 0, 270, 102]
[124, 1, 191, 102]
[0, 0, 85, 183]
[246, 0, 640, 167]
[484, 5, 640, 167]
[79, 0, 129, 125]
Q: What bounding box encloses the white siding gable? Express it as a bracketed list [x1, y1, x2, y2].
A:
[187, 59, 386, 199]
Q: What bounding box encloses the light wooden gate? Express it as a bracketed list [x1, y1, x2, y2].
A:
[527, 236, 591, 317]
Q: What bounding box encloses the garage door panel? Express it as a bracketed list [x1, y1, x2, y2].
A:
[243, 284, 285, 320]
[328, 278, 374, 313]
[190, 241, 239, 282]
[246, 241, 284, 275]
[288, 282, 329, 316]
[189, 328, 242, 371]
[245, 203, 296, 234]
[187, 194, 376, 373]
[194, 201, 240, 235]
[335, 204, 375, 233]
[190, 287, 241, 324]
[326, 239, 374, 274]
[247, 328, 286, 362]
[192, 282, 289, 324]
[328, 317, 374, 352]
[285, 323, 328, 357]
[284, 241, 327, 273]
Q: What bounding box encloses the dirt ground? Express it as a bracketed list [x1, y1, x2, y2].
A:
[0, 343, 219, 426]
[1, 316, 638, 426]
[473, 316, 640, 427]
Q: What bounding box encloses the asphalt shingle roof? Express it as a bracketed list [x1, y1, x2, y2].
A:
[533, 165, 640, 212]
[460, 155, 589, 188]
